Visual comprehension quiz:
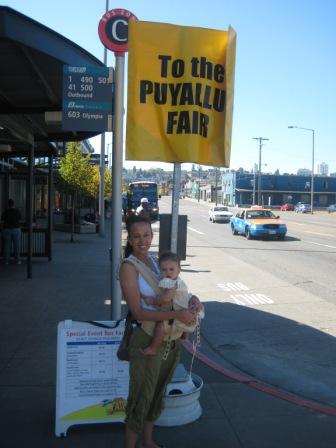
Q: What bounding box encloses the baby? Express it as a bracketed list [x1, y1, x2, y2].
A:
[142, 251, 204, 356]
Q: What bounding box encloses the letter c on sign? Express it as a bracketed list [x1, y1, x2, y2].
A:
[98, 9, 137, 55]
[111, 19, 127, 42]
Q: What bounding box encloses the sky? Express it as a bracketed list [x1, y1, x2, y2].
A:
[4, 0, 336, 174]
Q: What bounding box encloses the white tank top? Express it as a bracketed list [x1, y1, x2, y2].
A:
[128, 254, 160, 310]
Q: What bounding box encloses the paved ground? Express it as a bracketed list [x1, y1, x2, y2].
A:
[1, 221, 336, 448]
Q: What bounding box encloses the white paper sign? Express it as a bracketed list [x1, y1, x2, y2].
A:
[55, 320, 129, 437]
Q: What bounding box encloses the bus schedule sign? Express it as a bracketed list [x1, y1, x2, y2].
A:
[62, 65, 113, 132]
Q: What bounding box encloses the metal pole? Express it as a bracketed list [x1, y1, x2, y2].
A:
[27, 143, 34, 279]
[253, 137, 269, 206]
[258, 143, 261, 205]
[311, 129, 315, 214]
[171, 163, 181, 253]
[252, 167, 256, 205]
[99, 133, 106, 236]
[98, 0, 109, 237]
[110, 54, 124, 320]
[198, 165, 201, 202]
[215, 168, 218, 206]
[47, 154, 53, 261]
[288, 126, 315, 214]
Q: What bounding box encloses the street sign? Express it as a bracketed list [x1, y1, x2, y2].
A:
[98, 8, 137, 55]
[62, 65, 113, 132]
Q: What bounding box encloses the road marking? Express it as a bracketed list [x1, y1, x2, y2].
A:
[218, 282, 249, 291]
[218, 283, 274, 305]
[303, 230, 336, 238]
[303, 240, 336, 249]
[231, 293, 274, 305]
[187, 226, 204, 235]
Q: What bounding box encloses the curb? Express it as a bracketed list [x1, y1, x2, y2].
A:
[182, 339, 336, 417]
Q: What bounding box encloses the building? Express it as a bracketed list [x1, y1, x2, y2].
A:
[222, 171, 336, 208]
[317, 162, 329, 176]
[297, 168, 311, 176]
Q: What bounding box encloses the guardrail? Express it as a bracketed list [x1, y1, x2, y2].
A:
[0, 228, 50, 258]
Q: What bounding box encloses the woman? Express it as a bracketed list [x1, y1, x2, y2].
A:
[119, 215, 202, 448]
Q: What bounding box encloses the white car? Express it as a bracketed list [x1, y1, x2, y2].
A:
[209, 206, 233, 223]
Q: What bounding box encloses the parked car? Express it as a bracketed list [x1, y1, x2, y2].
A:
[327, 204, 336, 213]
[294, 202, 311, 213]
[209, 206, 233, 223]
[230, 207, 287, 240]
[280, 203, 294, 211]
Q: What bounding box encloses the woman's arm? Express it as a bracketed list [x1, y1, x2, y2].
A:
[119, 262, 196, 324]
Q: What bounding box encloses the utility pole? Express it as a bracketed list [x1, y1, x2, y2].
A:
[253, 137, 269, 206]
[252, 165, 256, 205]
[98, 0, 109, 236]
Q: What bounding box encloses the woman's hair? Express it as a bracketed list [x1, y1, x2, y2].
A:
[158, 251, 180, 266]
[124, 215, 152, 258]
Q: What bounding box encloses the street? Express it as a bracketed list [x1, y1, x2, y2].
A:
[157, 197, 336, 406]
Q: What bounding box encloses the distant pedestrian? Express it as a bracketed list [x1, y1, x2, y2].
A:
[136, 197, 151, 220]
[1, 199, 22, 265]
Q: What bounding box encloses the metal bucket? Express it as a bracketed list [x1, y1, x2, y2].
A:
[155, 370, 203, 427]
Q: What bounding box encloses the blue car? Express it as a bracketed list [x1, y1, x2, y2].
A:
[230, 207, 287, 240]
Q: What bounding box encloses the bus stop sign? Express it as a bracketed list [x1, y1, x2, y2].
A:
[98, 9, 137, 55]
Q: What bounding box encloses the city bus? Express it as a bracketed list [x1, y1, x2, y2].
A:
[126, 181, 159, 220]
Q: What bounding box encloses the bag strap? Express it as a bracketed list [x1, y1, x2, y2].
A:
[123, 256, 161, 295]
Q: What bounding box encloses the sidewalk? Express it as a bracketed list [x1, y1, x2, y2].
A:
[1, 224, 336, 448]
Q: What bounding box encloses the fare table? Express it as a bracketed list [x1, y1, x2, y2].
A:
[55, 320, 128, 437]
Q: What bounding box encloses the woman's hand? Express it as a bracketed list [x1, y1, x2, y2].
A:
[176, 308, 197, 325]
[189, 295, 204, 313]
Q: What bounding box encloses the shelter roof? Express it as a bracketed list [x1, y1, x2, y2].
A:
[0, 6, 105, 157]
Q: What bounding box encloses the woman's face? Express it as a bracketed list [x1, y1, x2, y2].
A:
[128, 222, 153, 257]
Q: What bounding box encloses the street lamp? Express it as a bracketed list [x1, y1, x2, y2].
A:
[288, 126, 315, 214]
[252, 137, 269, 206]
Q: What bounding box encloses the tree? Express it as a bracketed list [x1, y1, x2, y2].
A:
[86, 165, 99, 202]
[104, 168, 112, 199]
[59, 142, 92, 242]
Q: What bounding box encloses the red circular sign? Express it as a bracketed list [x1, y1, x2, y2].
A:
[98, 9, 137, 55]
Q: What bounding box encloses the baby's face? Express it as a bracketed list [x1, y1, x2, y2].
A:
[160, 260, 180, 280]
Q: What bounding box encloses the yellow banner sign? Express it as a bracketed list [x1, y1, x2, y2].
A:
[126, 21, 236, 167]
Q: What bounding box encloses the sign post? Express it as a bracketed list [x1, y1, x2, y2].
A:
[98, 9, 137, 320]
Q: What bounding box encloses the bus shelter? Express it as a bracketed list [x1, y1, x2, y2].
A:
[0, 6, 105, 278]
